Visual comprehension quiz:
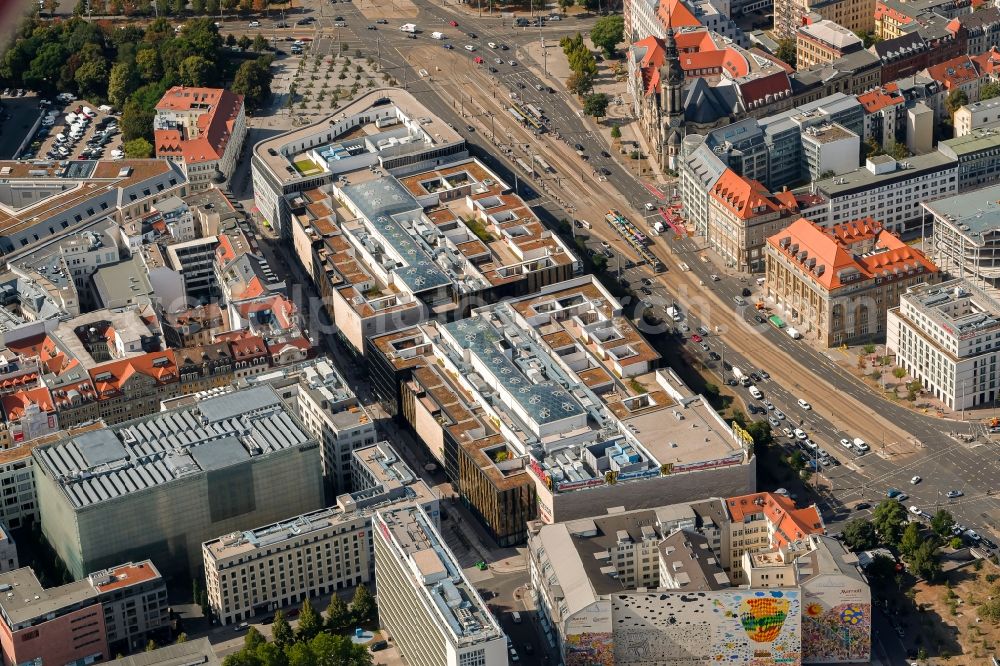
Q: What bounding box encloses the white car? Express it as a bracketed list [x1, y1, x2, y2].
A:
[797, 399, 811, 410]
[909, 505, 921, 515]
[110, 149, 124, 159]
[248, 20, 260, 27]
[793, 428, 807, 440]
[488, 41, 497, 48]
[910, 475, 921, 484]
[839, 438, 853, 449]
[465, 44, 476, 51]
[81, 106, 96, 118]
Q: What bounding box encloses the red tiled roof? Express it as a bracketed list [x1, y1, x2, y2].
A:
[924, 55, 982, 90]
[710, 170, 798, 220]
[973, 47, 1000, 76]
[656, 0, 700, 29]
[154, 87, 244, 164]
[1, 387, 54, 420]
[88, 351, 178, 396]
[857, 83, 904, 112]
[875, 1, 912, 25]
[727, 492, 825, 548]
[634, 35, 750, 96]
[218, 331, 269, 359]
[738, 71, 792, 108]
[767, 217, 938, 290]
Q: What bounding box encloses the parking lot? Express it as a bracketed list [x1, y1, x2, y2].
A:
[32, 97, 123, 162]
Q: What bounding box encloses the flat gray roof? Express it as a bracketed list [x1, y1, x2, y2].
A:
[922, 182, 1000, 240]
[812, 150, 956, 197]
[33, 386, 313, 509]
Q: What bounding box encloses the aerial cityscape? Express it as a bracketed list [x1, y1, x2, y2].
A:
[4, 0, 1000, 663]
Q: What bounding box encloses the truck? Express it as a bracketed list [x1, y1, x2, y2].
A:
[731, 367, 752, 387]
[653, 221, 666, 234]
[666, 306, 682, 322]
[399, 23, 417, 33]
[431, 31, 444, 39]
[786, 326, 801, 339]
[768, 315, 785, 329]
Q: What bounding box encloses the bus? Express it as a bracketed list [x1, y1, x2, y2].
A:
[768, 315, 785, 329]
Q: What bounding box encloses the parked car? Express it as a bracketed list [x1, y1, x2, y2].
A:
[946, 490, 963, 498]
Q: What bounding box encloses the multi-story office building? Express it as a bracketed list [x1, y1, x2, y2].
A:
[0, 560, 168, 666]
[154, 87, 247, 191]
[368, 276, 756, 547]
[33, 386, 324, 579]
[0, 160, 187, 259]
[888, 279, 1000, 410]
[797, 153, 959, 233]
[203, 441, 438, 624]
[525, 493, 858, 666]
[252, 89, 468, 238]
[923, 183, 1000, 296]
[707, 170, 799, 272]
[765, 217, 939, 345]
[936, 129, 1000, 191]
[800, 123, 861, 182]
[165, 236, 220, 301]
[373, 505, 507, 666]
[796, 20, 864, 68]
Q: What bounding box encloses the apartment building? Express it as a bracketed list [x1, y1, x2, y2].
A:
[0, 524, 17, 573]
[165, 236, 220, 301]
[373, 505, 507, 666]
[765, 217, 939, 345]
[796, 20, 864, 68]
[707, 169, 799, 273]
[774, 0, 874, 40]
[367, 276, 755, 546]
[924, 184, 1000, 296]
[938, 128, 1000, 191]
[0, 561, 168, 666]
[953, 98, 1000, 136]
[858, 84, 907, 149]
[154, 87, 247, 191]
[888, 279, 1000, 410]
[33, 386, 325, 579]
[203, 441, 438, 624]
[798, 153, 959, 233]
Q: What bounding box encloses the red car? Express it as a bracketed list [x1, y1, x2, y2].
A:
[473, 56, 484, 64]
[690, 334, 702, 343]
[449, 20, 458, 26]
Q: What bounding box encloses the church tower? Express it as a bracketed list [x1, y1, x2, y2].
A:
[659, 25, 685, 170]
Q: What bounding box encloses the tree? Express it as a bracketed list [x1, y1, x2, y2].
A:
[272, 610, 293, 648]
[223, 651, 262, 666]
[25, 42, 67, 93]
[591, 253, 607, 273]
[888, 140, 909, 160]
[206, 0, 218, 11]
[171, 0, 185, 14]
[893, 367, 907, 383]
[254, 643, 286, 666]
[841, 518, 878, 551]
[178, 55, 212, 86]
[108, 62, 138, 108]
[946, 89, 969, 116]
[244, 627, 266, 652]
[566, 71, 593, 96]
[136, 49, 162, 82]
[253, 33, 268, 52]
[577, 0, 600, 9]
[124, 137, 153, 158]
[911, 540, 941, 581]
[176, 633, 188, 643]
[191, 0, 205, 11]
[745, 420, 773, 459]
[226, 33, 238, 47]
[325, 595, 350, 632]
[872, 499, 907, 546]
[238, 34, 252, 51]
[74, 58, 108, 101]
[931, 509, 955, 539]
[296, 598, 322, 642]
[232, 57, 273, 111]
[610, 124, 621, 140]
[351, 584, 376, 624]
[145, 640, 157, 652]
[559, 0, 574, 10]
[309, 633, 372, 666]
[864, 553, 897, 586]
[900, 522, 922, 558]
[982, 81, 1000, 101]
[862, 343, 876, 354]
[590, 15, 624, 57]
[775, 38, 796, 69]
[156, 0, 171, 16]
[121, 99, 155, 141]
[583, 92, 610, 119]
[285, 643, 315, 666]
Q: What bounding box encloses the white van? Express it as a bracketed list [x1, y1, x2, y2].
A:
[748, 385, 763, 400]
[852, 437, 869, 452]
[511, 611, 522, 624]
[55, 133, 66, 143]
[431, 31, 444, 39]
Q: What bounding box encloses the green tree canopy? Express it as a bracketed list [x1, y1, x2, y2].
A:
[775, 38, 796, 69]
[583, 92, 609, 118]
[590, 15, 624, 57]
[350, 584, 376, 624]
[296, 599, 322, 642]
[325, 595, 350, 632]
[232, 57, 273, 111]
[841, 518, 878, 551]
[123, 137, 153, 158]
[911, 540, 942, 581]
[982, 81, 1000, 101]
[930, 509, 955, 539]
[177, 54, 213, 86]
[272, 611, 293, 649]
[253, 33, 269, 52]
[108, 61, 138, 108]
[872, 499, 907, 547]
[899, 521, 921, 558]
[946, 89, 969, 116]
